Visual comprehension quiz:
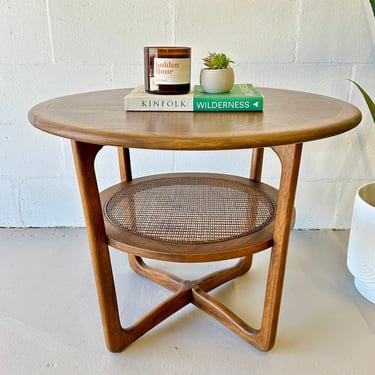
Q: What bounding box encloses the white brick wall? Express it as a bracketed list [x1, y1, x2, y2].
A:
[1, 0, 374, 228]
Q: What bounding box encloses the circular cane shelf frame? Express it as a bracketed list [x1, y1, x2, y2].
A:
[101, 173, 279, 262]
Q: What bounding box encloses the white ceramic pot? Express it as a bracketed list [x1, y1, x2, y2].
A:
[347, 182, 375, 304]
[199, 67, 234, 94]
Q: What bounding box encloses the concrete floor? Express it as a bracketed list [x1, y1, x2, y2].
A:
[1, 228, 374, 375]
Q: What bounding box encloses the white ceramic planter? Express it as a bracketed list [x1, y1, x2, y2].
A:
[347, 182, 375, 304]
[199, 67, 234, 94]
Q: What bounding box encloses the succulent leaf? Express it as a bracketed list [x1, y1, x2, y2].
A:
[202, 52, 234, 69]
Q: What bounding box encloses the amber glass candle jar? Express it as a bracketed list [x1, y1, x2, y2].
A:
[144, 47, 191, 94]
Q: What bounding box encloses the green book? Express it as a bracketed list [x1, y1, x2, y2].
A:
[193, 84, 263, 112]
[124, 84, 263, 112]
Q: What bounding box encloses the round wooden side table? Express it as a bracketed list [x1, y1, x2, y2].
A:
[29, 87, 361, 352]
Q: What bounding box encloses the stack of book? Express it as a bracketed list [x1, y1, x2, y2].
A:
[124, 84, 263, 112]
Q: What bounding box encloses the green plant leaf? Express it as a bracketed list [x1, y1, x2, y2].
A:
[348, 79, 375, 124]
[370, 0, 375, 17]
[202, 52, 234, 69]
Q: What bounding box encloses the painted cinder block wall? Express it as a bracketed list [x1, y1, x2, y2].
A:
[1, 0, 374, 228]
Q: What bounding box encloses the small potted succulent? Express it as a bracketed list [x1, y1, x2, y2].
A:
[200, 52, 235, 93]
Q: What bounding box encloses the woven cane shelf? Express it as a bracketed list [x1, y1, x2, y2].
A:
[101, 173, 279, 262]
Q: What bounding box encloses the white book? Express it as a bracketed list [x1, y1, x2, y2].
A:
[124, 85, 193, 111]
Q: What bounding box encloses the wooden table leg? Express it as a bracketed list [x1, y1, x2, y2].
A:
[250, 147, 264, 182]
[73, 143, 195, 351]
[193, 144, 302, 351]
[117, 147, 132, 182]
[72, 140, 127, 351]
[257, 143, 303, 350]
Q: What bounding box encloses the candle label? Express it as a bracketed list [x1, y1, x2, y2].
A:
[154, 58, 190, 85]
